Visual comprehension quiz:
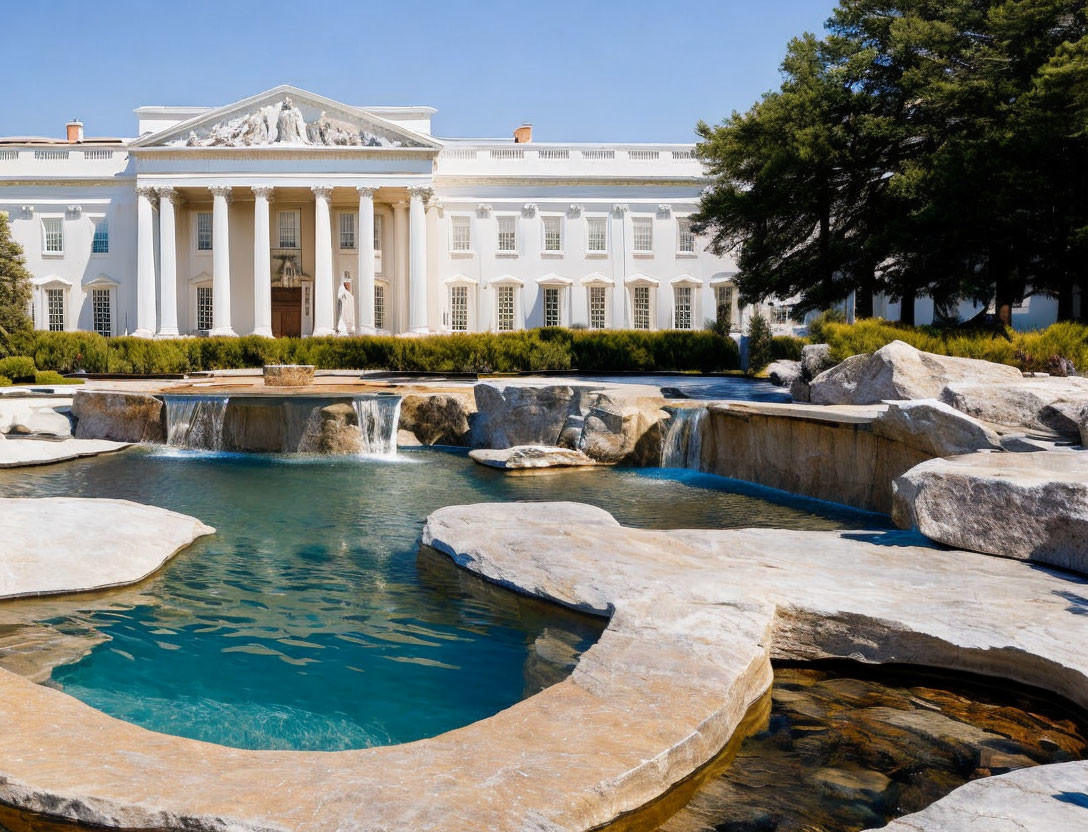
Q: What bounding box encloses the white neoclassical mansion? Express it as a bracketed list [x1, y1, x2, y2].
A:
[0, 85, 766, 340]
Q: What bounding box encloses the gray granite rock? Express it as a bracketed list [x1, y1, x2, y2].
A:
[469, 445, 597, 470]
[893, 451, 1088, 573]
[871, 400, 1003, 457]
[940, 376, 1088, 439]
[766, 360, 802, 388]
[801, 343, 835, 380]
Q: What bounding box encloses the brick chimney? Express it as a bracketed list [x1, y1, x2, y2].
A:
[513, 122, 533, 144]
[66, 120, 84, 144]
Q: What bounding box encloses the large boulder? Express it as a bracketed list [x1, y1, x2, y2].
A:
[576, 391, 668, 465]
[940, 376, 1088, 439]
[399, 393, 474, 446]
[893, 450, 1088, 574]
[871, 400, 1002, 458]
[766, 360, 801, 388]
[809, 341, 1023, 406]
[469, 445, 597, 470]
[310, 403, 362, 454]
[801, 343, 836, 380]
[72, 390, 165, 443]
[471, 384, 577, 448]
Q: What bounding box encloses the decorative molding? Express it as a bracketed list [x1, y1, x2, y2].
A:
[311, 185, 334, 200]
[208, 185, 233, 203]
[612, 204, 629, 216]
[66, 204, 82, 217]
[250, 185, 275, 201]
[567, 204, 584, 217]
[476, 203, 492, 218]
[429, 199, 445, 216]
[156, 186, 183, 206]
[522, 203, 538, 217]
[355, 185, 379, 199]
[135, 185, 159, 203]
[20, 205, 34, 217]
[657, 204, 672, 217]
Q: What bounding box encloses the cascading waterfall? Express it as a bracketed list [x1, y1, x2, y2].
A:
[352, 396, 402, 456]
[660, 407, 707, 469]
[164, 395, 230, 450]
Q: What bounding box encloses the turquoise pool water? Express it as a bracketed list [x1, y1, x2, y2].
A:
[0, 448, 884, 751]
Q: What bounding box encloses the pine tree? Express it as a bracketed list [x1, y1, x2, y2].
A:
[0, 211, 32, 343]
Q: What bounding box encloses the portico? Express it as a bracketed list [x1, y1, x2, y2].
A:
[134, 180, 432, 338]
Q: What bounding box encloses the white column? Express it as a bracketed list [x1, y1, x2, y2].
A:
[134, 185, 158, 338]
[355, 185, 378, 334]
[407, 185, 430, 333]
[393, 200, 409, 333]
[251, 186, 274, 337]
[312, 185, 335, 337]
[156, 187, 180, 337]
[208, 185, 235, 336]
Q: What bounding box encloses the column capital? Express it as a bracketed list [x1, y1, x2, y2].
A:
[356, 185, 379, 198]
[612, 203, 629, 216]
[312, 185, 334, 201]
[209, 184, 233, 203]
[407, 185, 433, 202]
[251, 185, 275, 201]
[393, 199, 409, 211]
[135, 185, 159, 203]
[156, 186, 182, 207]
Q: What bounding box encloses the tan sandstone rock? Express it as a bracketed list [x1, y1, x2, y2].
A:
[399, 392, 474, 446]
[263, 364, 315, 387]
[72, 390, 165, 443]
[312, 402, 361, 454]
[893, 450, 1088, 573]
[469, 445, 597, 470]
[810, 341, 1023, 405]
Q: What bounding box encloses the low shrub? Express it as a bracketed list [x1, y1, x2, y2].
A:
[33, 370, 81, 385]
[0, 355, 36, 382]
[746, 313, 774, 375]
[0, 375, 10, 387]
[770, 335, 805, 361]
[3, 328, 741, 375]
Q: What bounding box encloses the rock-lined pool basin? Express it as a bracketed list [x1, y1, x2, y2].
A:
[0, 447, 880, 751]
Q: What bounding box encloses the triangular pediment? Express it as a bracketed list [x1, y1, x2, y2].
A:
[131, 85, 440, 150]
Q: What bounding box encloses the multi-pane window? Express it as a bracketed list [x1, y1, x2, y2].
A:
[339, 212, 356, 249]
[633, 286, 651, 330]
[46, 288, 64, 331]
[715, 285, 734, 326]
[374, 214, 383, 252]
[449, 285, 468, 331]
[92, 288, 111, 336]
[677, 218, 695, 253]
[497, 285, 516, 331]
[450, 215, 471, 251]
[278, 211, 299, 249]
[196, 212, 213, 251]
[196, 286, 214, 331]
[374, 284, 385, 330]
[589, 286, 607, 329]
[42, 217, 63, 254]
[497, 216, 517, 252]
[632, 217, 653, 253]
[543, 216, 562, 252]
[543, 287, 560, 327]
[586, 217, 607, 253]
[92, 219, 109, 254]
[674, 286, 692, 329]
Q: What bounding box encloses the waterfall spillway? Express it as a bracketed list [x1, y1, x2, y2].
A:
[353, 396, 402, 457]
[661, 407, 707, 469]
[164, 395, 229, 450]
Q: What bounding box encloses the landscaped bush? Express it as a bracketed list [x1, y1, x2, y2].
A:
[0, 375, 11, 387]
[770, 335, 805, 361]
[814, 318, 1088, 373]
[33, 370, 82, 385]
[3, 328, 741, 375]
[0, 355, 36, 382]
[746, 313, 774, 375]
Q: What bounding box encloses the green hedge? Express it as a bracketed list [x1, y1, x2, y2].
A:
[0, 355, 36, 382]
[2, 328, 739, 375]
[810, 319, 1088, 373]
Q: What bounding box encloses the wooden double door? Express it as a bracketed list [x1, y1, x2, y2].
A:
[271, 287, 302, 338]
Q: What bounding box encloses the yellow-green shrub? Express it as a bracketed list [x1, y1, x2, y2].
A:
[33, 370, 82, 385]
[0, 355, 36, 382]
[0, 375, 11, 387]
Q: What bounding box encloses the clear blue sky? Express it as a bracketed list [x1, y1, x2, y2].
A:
[1, 0, 838, 142]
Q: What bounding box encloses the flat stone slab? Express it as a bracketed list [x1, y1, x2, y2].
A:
[894, 450, 1088, 574]
[469, 445, 598, 469]
[0, 394, 73, 437]
[0, 502, 1085, 831]
[0, 437, 130, 468]
[0, 498, 214, 598]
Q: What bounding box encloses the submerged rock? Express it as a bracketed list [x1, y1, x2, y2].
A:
[810, 341, 1023, 405]
[469, 445, 597, 470]
[72, 390, 165, 443]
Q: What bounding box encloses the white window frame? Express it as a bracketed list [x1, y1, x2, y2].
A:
[541, 214, 563, 254]
[195, 211, 213, 253]
[41, 216, 63, 256]
[489, 276, 524, 332]
[537, 275, 572, 328]
[374, 280, 388, 331]
[277, 210, 301, 250]
[91, 216, 109, 255]
[712, 279, 737, 331]
[444, 276, 477, 332]
[677, 216, 696, 255]
[581, 274, 613, 330]
[83, 275, 119, 337]
[189, 273, 214, 333]
[373, 213, 384, 253]
[449, 214, 472, 253]
[631, 216, 654, 255]
[29, 275, 72, 332]
[338, 211, 356, 251]
[585, 215, 608, 255]
[496, 214, 518, 255]
[627, 275, 659, 330]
